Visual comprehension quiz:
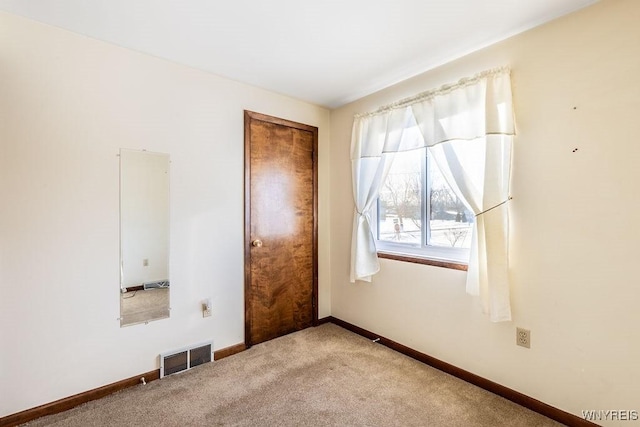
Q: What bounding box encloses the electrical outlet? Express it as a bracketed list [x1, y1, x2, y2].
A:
[202, 299, 212, 318]
[516, 327, 531, 348]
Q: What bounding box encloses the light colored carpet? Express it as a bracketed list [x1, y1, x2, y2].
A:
[25, 324, 561, 426]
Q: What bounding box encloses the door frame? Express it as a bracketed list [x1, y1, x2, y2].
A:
[243, 110, 319, 348]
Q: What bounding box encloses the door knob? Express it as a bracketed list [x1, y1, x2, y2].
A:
[251, 239, 263, 247]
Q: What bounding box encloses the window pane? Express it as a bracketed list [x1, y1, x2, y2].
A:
[378, 149, 423, 245]
[428, 156, 473, 248]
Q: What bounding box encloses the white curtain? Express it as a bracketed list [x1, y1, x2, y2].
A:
[350, 67, 515, 321]
[350, 107, 420, 282]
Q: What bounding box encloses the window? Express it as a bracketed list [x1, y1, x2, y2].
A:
[374, 147, 473, 265]
[350, 68, 514, 319]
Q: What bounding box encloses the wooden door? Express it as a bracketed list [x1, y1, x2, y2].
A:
[244, 111, 318, 347]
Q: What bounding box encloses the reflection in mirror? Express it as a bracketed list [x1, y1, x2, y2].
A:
[120, 149, 170, 327]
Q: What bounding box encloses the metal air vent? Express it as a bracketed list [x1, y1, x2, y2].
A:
[160, 340, 213, 378]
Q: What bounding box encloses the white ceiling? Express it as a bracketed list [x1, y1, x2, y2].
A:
[0, 0, 598, 108]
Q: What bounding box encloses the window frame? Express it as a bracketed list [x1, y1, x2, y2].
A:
[373, 147, 470, 271]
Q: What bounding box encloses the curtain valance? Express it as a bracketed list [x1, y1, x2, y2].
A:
[352, 67, 514, 157]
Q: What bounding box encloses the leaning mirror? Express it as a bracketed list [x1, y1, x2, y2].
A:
[120, 149, 170, 327]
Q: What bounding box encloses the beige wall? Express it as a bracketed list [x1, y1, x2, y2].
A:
[0, 12, 330, 416]
[329, 0, 640, 423]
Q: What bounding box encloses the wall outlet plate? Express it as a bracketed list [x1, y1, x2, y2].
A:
[202, 299, 212, 318]
[516, 327, 531, 348]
